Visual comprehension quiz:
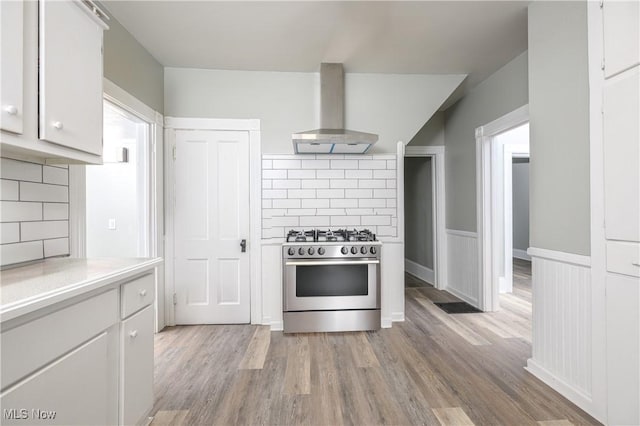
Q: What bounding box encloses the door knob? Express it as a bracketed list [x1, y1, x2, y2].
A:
[4, 105, 17, 115]
[52, 121, 63, 130]
[240, 239, 247, 253]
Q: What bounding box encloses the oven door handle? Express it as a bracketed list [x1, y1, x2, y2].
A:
[285, 260, 380, 266]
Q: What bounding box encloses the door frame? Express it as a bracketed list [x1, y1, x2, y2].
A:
[69, 78, 165, 330]
[403, 145, 447, 289]
[475, 104, 528, 312]
[164, 117, 262, 326]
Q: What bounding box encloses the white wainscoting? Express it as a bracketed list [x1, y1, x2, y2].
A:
[405, 258, 434, 285]
[445, 229, 479, 306]
[261, 242, 283, 331]
[381, 242, 405, 327]
[525, 247, 594, 416]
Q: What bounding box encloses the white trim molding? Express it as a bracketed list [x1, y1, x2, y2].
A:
[513, 248, 531, 261]
[164, 117, 262, 327]
[526, 249, 594, 417]
[403, 143, 448, 290]
[445, 229, 479, 307]
[405, 259, 435, 285]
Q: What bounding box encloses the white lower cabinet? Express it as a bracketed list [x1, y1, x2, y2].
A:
[1, 332, 112, 425]
[121, 305, 154, 425]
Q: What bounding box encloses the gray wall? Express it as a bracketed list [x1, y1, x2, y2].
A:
[102, 3, 165, 114]
[512, 159, 530, 251]
[408, 111, 445, 146]
[528, 1, 590, 255]
[443, 51, 529, 232]
[404, 157, 433, 269]
[164, 68, 465, 154]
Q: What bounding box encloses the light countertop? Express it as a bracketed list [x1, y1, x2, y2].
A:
[1, 257, 163, 323]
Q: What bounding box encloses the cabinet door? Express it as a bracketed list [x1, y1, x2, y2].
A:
[603, 66, 640, 242]
[0, 332, 111, 425]
[607, 273, 640, 426]
[0, 0, 24, 134]
[39, 0, 103, 155]
[121, 305, 154, 425]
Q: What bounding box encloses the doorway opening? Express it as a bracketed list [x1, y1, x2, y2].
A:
[85, 100, 150, 257]
[476, 105, 530, 312]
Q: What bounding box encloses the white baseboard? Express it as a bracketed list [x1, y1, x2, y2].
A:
[526, 359, 596, 420]
[391, 312, 405, 322]
[405, 259, 435, 285]
[269, 321, 283, 331]
[444, 285, 479, 308]
[381, 317, 392, 328]
[513, 248, 531, 261]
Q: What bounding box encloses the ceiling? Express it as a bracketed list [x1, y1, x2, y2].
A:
[104, 1, 529, 108]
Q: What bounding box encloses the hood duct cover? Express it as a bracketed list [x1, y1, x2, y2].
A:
[292, 63, 378, 154]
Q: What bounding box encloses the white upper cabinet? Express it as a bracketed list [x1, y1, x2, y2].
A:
[603, 1, 640, 78]
[0, 0, 107, 164]
[39, 0, 105, 156]
[0, 0, 24, 134]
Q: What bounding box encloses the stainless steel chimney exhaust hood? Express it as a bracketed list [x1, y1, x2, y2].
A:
[292, 63, 378, 154]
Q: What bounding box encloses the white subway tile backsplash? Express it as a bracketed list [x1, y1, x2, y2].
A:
[301, 180, 330, 189]
[1, 223, 20, 244]
[345, 170, 373, 179]
[1, 158, 42, 182]
[330, 159, 358, 169]
[20, 220, 68, 241]
[263, 189, 288, 199]
[317, 189, 344, 198]
[288, 189, 316, 199]
[301, 159, 329, 169]
[345, 189, 373, 199]
[301, 199, 329, 208]
[300, 216, 330, 227]
[359, 160, 387, 169]
[261, 154, 398, 239]
[358, 180, 386, 189]
[20, 182, 68, 202]
[273, 159, 301, 169]
[263, 169, 287, 179]
[1, 241, 43, 265]
[44, 238, 69, 257]
[359, 199, 386, 208]
[273, 199, 301, 209]
[1, 179, 19, 200]
[288, 170, 315, 179]
[373, 170, 395, 179]
[330, 199, 358, 208]
[330, 179, 358, 189]
[374, 189, 396, 199]
[361, 215, 391, 226]
[42, 166, 68, 185]
[273, 179, 301, 189]
[317, 170, 344, 179]
[0, 201, 43, 222]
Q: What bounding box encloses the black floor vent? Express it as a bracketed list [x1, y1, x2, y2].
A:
[434, 302, 482, 314]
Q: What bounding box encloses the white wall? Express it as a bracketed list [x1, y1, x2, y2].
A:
[164, 68, 465, 154]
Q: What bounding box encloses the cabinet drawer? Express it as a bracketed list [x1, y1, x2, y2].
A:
[1, 289, 118, 390]
[1, 332, 112, 426]
[121, 273, 155, 319]
[121, 305, 154, 426]
[607, 241, 640, 277]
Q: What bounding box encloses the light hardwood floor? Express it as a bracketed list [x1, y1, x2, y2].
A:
[151, 259, 600, 425]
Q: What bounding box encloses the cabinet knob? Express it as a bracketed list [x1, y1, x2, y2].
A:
[129, 330, 138, 338]
[52, 121, 63, 130]
[4, 105, 17, 115]
[138, 289, 147, 297]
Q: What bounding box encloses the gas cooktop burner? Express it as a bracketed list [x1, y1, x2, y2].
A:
[286, 229, 377, 243]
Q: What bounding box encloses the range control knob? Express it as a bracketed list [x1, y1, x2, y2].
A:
[288, 247, 295, 256]
[370, 246, 377, 255]
[341, 246, 349, 255]
[318, 247, 325, 255]
[308, 247, 315, 255]
[351, 246, 358, 254]
[361, 246, 367, 254]
[298, 247, 305, 255]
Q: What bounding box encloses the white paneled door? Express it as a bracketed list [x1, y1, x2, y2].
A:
[174, 130, 251, 324]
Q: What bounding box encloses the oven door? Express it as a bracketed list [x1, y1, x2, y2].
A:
[284, 258, 379, 311]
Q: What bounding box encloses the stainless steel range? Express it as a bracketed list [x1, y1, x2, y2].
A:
[282, 229, 381, 333]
